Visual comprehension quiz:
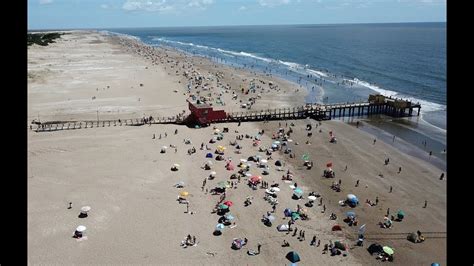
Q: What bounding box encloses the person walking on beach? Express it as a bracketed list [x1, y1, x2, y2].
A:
[152, 134, 155, 139]
[322, 204, 326, 213]
[398, 167, 402, 173]
[293, 227, 298, 237]
[317, 239, 321, 247]
[257, 243, 261, 254]
[165, 132, 167, 138]
[301, 231, 305, 241]
[159, 134, 162, 139]
[389, 186, 393, 193]
[386, 208, 390, 216]
[375, 197, 379, 206]
[344, 165, 348, 171]
[311, 235, 317, 246]
[373, 139, 376, 145]
[68, 202, 72, 209]
[355, 180, 360, 187]
[423, 200, 428, 208]
[440, 173, 445, 180]
[319, 197, 323, 206]
[272, 204, 276, 213]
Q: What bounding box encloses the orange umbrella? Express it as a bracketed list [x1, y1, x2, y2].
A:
[250, 176, 262, 183]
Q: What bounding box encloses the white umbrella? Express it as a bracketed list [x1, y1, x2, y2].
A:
[265, 189, 275, 195]
[308, 196, 317, 201]
[245, 173, 252, 177]
[273, 141, 281, 145]
[210, 171, 217, 176]
[207, 161, 213, 165]
[162, 146, 168, 149]
[173, 163, 180, 168]
[287, 139, 293, 142]
[240, 159, 247, 163]
[76, 225, 87, 232]
[81, 206, 91, 212]
[260, 159, 268, 164]
[272, 187, 281, 192]
[289, 185, 296, 189]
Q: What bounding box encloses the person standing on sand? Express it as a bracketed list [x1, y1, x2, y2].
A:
[440, 173, 445, 180]
[311, 235, 316, 246]
[375, 197, 379, 206]
[355, 180, 359, 187]
[153, 134, 155, 139]
[165, 132, 167, 138]
[293, 227, 298, 236]
[317, 239, 321, 247]
[322, 205, 326, 213]
[398, 167, 402, 173]
[344, 165, 348, 171]
[257, 243, 261, 254]
[389, 186, 393, 193]
[386, 208, 390, 216]
[272, 204, 276, 213]
[373, 139, 376, 145]
[424, 200, 428, 208]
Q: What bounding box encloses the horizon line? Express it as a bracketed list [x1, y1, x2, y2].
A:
[28, 21, 446, 31]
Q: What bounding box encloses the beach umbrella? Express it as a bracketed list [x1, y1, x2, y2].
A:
[240, 164, 248, 169]
[383, 246, 394, 255]
[293, 187, 303, 196]
[346, 211, 356, 218]
[397, 210, 405, 219]
[218, 204, 229, 210]
[206, 153, 213, 158]
[347, 194, 357, 201]
[368, 243, 383, 255]
[81, 206, 91, 213]
[267, 215, 276, 222]
[284, 208, 292, 217]
[180, 191, 189, 197]
[245, 173, 252, 177]
[265, 189, 276, 195]
[223, 201, 233, 207]
[207, 161, 213, 165]
[224, 213, 235, 221]
[326, 162, 333, 168]
[260, 159, 268, 164]
[240, 159, 247, 163]
[286, 251, 301, 263]
[275, 160, 282, 166]
[214, 129, 221, 133]
[272, 187, 281, 192]
[308, 195, 317, 201]
[332, 225, 342, 231]
[161, 146, 168, 149]
[217, 181, 230, 189]
[291, 212, 300, 220]
[334, 241, 346, 251]
[273, 141, 281, 145]
[210, 171, 217, 176]
[302, 154, 310, 161]
[76, 225, 87, 232]
[173, 163, 180, 168]
[216, 223, 225, 230]
[226, 163, 235, 171]
[287, 139, 293, 142]
[250, 176, 262, 183]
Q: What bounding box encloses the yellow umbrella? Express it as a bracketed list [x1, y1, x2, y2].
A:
[180, 191, 189, 197]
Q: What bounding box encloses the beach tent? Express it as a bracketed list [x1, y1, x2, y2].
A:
[368, 243, 383, 255]
[275, 160, 282, 167]
[284, 208, 292, 217]
[346, 194, 359, 207]
[206, 153, 213, 158]
[346, 211, 356, 218]
[277, 224, 289, 231]
[286, 251, 301, 263]
[232, 238, 245, 249]
[216, 223, 225, 231]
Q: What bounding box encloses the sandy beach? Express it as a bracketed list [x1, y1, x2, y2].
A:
[28, 31, 446, 265]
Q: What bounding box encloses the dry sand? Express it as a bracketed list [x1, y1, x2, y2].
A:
[28, 31, 446, 265]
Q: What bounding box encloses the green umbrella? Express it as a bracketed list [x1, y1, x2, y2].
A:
[302, 154, 310, 161]
[218, 204, 229, 210]
[397, 210, 405, 219]
[291, 212, 300, 220]
[383, 246, 394, 255]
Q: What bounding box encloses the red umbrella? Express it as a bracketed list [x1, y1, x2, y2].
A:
[226, 163, 235, 171]
[224, 201, 233, 207]
[326, 162, 333, 168]
[250, 176, 262, 183]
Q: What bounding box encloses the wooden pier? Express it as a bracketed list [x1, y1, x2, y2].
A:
[31, 95, 421, 133]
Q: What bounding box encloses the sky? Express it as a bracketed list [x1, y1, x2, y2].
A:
[28, 0, 446, 30]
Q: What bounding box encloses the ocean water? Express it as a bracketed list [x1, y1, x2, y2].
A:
[102, 23, 446, 165]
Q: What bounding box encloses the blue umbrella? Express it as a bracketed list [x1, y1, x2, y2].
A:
[216, 223, 225, 231]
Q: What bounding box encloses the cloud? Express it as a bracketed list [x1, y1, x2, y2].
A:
[258, 0, 291, 7]
[238, 6, 247, 11]
[122, 0, 214, 12]
[39, 0, 53, 4]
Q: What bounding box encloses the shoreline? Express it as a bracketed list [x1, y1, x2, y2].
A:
[28, 31, 446, 265]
